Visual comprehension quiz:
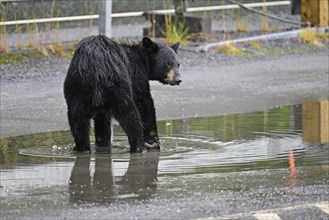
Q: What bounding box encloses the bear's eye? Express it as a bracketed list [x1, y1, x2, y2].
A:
[178, 63, 180, 68]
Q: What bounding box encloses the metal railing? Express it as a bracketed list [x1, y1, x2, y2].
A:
[0, 1, 290, 26]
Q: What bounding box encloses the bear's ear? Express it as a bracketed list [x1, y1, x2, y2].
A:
[170, 42, 180, 53]
[142, 37, 159, 53]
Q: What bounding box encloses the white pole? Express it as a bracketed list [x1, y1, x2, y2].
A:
[99, 0, 112, 38]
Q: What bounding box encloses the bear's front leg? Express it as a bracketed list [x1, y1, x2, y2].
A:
[136, 92, 161, 150]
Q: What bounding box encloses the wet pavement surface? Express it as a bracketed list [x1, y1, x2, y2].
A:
[0, 52, 329, 219]
[1, 101, 329, 219]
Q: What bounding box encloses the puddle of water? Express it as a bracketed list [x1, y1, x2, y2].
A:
[0, 100, 328, 204]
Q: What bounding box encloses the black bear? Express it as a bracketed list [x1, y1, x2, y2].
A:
[64, 35, 181, 153]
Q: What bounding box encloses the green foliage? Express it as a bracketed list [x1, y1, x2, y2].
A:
[0, 51, 43, 64]
[0, 45, 74, 65]
[161, 14, 192, 45]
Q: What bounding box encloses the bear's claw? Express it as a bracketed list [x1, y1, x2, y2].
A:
[144, 141, 160, 150]
[136, 145, 147, 153]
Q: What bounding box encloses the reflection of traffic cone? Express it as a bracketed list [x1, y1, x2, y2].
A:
[288, 150, 297, 188]
[289, 150, 295, 170]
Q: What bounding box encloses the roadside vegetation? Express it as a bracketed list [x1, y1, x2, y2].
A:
[0, 0, 91, 62]
[161, 14, 192, 45]
[218, 43, 247, 56]
[217, 29, 328, 57]
[0, 51, 43, 64]
[1, 0, 328, 64]
[299, 28, 329, 46]
[1, 29, 328, 65]
[0, 44, 76, 64]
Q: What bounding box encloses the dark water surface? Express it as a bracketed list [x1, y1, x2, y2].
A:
[0, 100, 328, 211]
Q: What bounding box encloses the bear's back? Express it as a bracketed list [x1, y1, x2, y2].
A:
[68, 35, 129, 82]
[65, 35, 132, 107]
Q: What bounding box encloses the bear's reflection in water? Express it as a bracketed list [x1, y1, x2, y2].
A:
[69, 152, 159, 204]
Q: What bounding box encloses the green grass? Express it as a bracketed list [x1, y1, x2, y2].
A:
[161, 14, 192, 45]
[0, 46, 74, 65]
[248, 41, 261, 49]
[0, 51, 43, 64]
[256, 47, 284, 56]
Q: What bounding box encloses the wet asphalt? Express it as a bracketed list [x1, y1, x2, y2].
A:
[0, 51, 329, 219]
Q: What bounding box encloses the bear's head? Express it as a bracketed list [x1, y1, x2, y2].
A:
[142, 37, 181, 86]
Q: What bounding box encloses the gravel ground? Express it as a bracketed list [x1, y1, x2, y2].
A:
[1, 37, 328, 81]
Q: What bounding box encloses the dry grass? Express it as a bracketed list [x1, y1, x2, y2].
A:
[316, 32, 329, 41]
[49, 43, 71, 58]
[300, 28, 328, 47]
[0, 9, 10, 53]
[300, 28, 317, 42]
[236, 19, 249, 33]
[261, 18, 271, 33]
[260, 1, 271, 32]
[0, 38, 10, 53]
[0, 0, 76, 56]
[218, 42, 246, 56]
[34, 45, 49, 56]
[235, 6, 249, 33]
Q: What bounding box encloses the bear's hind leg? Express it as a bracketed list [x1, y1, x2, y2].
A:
[94, 112, 112, 150]
[111, 97, 144, 153]
[68, 108, 91, 152]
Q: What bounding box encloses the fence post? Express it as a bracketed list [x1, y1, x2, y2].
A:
[99, 0, 112, 37]
[319, 0, 329, 26]
[301, 0, 329, 26]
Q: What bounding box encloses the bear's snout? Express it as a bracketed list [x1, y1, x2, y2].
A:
[174, 76, 182, 85]
[167, 78, 181, 86]
[166, 68, 181, 86]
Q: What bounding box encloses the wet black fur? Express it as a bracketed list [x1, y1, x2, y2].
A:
[64, 35, 180, 152]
